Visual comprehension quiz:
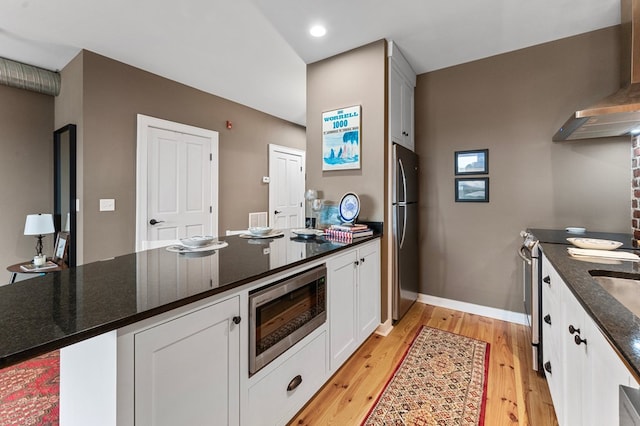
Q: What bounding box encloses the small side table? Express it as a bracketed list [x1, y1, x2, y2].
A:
[6, 259, 67, 284]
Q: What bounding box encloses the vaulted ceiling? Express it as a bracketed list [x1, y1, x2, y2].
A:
[0, 0, 620, 125]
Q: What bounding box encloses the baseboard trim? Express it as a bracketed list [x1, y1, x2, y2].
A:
[418, 294, 528, 325]
[375, 319, 393, 336]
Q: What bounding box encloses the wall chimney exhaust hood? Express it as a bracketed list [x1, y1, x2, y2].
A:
[553, 0, 640, 141]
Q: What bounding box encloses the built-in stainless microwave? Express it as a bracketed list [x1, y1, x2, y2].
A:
[248, 264, 327, 375]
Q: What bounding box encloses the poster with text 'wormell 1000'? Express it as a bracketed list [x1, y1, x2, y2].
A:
[322, 105, 361, 171]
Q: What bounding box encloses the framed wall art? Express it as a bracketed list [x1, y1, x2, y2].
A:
[455, 177, 489, 202]
[322, 105, 361, 171]
[454, 149, 488, 175]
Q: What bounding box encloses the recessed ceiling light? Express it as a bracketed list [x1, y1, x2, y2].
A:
[309, 25, 327, 37]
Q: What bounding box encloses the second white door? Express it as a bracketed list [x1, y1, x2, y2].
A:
[269, 144, 305, 229]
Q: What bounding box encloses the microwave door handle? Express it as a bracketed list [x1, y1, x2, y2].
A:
[518, 245, 532, 265]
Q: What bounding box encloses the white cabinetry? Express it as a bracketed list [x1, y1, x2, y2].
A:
[541, 254, 633, 426]
[388, 41, 416, 151]
[247, 330, 327, 426]
[328, 240, 381, 371]
[133, 296, 240, 426]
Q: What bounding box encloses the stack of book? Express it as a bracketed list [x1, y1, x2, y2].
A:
[325, 223, 373, 242]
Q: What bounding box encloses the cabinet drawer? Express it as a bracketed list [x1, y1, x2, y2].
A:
[247, 331, 327, 426]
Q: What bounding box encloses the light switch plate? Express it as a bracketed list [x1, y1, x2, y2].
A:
[99, 199, 115, 211]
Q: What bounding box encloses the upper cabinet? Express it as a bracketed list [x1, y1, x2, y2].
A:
[388, 41, 416, 151]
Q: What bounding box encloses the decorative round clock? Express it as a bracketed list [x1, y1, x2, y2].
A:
[338, 192, 360, 223]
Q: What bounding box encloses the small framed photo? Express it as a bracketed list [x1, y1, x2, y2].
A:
[53, 231, 69, 265]
[455, 149, 488, 175]
[455, 178, 489, 202]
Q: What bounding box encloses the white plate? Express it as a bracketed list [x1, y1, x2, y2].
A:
[567, 247, 639, 261]
[566, 238, 623, 250]
[239, 230, 284, 239]
[167, 241, 228, 252]
[291, 229, 324, 237]
[179, 236, 216, 248]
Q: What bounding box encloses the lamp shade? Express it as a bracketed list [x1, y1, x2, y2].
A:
[24, 213, 55, 236]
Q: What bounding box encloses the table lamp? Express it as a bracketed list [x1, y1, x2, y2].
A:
[24, 213, 54, 265]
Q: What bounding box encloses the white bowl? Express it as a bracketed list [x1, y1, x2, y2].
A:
[249, 226, 272, 236]
[180, 236, 215, 248]
[565, 227, 586, 234]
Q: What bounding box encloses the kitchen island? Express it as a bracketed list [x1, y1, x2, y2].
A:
[0, 228, 382, 425]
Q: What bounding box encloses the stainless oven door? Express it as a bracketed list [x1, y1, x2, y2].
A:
[518, 240, 541, 371]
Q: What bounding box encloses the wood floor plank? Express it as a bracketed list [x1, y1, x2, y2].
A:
[287, 302, 558, 425]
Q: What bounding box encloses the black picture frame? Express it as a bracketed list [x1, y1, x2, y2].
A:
[454, 149, 488, 175]
[455, 178, 489, 202]
[53, 231, 70, 265]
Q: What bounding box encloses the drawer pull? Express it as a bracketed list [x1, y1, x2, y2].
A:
[543, 314, 551, 325]
[543, 276, 551, 285]
[232, 316, 241, 325]
[287, 374, 303, 392]
[544, 361, 552, 374]
[568, 325, 580, 335]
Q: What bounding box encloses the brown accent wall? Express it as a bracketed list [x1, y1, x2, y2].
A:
[0, 85, 54, 281]
[416, 26, 631, 312]
[59, 50, 305, 264]
[306, 40, 388, 318]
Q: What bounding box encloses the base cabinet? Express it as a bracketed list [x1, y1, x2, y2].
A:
[134, 296, 240, 426]
[328, 240, 381, 372]
[246, 331, 327, 426]
[541, 253, 634, 426]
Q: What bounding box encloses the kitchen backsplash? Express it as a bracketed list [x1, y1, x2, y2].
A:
[633, 135, 640, 246]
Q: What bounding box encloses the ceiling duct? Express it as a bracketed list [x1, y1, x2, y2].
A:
[0, 57, 60, 96]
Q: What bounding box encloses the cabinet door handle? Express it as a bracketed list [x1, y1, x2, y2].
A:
[543, 276, 551, 285]
[354, 260, 360, 266]
[574, 335, 587, 346]
[568, 325, 580, 335]
[287, 374, 303, 392]
[360, 258, 365, 263]
[232, 316, 241, 325]
[544, 361, 552, 374]
[543, 314, 551, 325]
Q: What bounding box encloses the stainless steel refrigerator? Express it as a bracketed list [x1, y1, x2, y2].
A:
[392, 143, 419, 322]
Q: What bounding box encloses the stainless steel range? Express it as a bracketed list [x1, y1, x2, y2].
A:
[518, 230, 542, 372]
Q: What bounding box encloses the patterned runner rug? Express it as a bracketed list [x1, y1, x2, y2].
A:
[0, 350, 60, 425]
[362, 326, 490, 426]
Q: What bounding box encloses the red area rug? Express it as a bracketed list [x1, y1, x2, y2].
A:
[362, 326, 490, 426]
[0, 350, 60, 425]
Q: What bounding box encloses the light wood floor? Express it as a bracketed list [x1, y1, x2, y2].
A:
[288, 303, 558, 425]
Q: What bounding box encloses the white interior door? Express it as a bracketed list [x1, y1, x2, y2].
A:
[268, 144, 305, 229]
[136, 115, 219, 251]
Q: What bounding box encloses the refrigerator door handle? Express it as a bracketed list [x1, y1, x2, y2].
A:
[398, 158, 407, 202]
[399, 205, 407, 249]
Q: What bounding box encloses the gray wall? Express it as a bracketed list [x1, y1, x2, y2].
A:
[0, 84, 54, 282]
[306, 40, 389, 318]
[59, 50, 306, 264]
[416, 26, 631, 312]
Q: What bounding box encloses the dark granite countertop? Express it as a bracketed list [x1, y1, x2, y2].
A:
[539, 242, 640, 381]
[0, 228, 381, 369]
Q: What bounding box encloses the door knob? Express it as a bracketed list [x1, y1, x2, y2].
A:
[274, 210, 282, 215]
[149, 219, 165, 225]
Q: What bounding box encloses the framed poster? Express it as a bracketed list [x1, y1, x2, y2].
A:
[455, 178, 489, 202]
[454, 149, 488, 175]
[322, 105, 361, 171]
